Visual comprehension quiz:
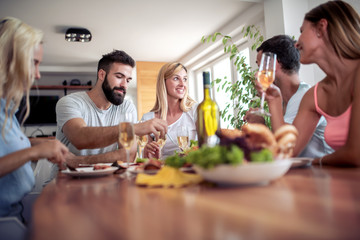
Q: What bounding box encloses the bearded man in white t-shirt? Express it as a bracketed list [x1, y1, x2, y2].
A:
[55, 50, 167, 169]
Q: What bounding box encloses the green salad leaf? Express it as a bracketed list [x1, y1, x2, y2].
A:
[164, 153, 186, 169]
[190, 140, 198, 147]
[250, 148, 273, 162]
[186, 145, 244, 169]
[136, 158, 147, 163]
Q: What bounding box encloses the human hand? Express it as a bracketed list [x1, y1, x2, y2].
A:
[264, 84, 282, 102]
[134, 118, 168, 141]
[244, 108, 266, 124]
[34, 140, 68, 167]
[63, 151, 79, 169]
[143, 141, 160, 159]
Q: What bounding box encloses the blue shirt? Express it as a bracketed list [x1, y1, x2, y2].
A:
[0, 98, 34, 218]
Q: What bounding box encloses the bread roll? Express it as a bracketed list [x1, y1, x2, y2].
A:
[220, 128, 243, 139]
[274, 124, 298, 158]
[241, 123, 277, 150]
[274, 124, 298, 141]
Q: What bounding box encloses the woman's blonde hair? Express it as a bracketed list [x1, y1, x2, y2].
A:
[151, 62, 196, 120]
[305, 0, 360, 59]
[0, 17, 43, 135]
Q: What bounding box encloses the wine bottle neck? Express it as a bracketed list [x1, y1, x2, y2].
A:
[203, 85, 211, 99]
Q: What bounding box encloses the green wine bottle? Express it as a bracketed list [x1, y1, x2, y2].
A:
[196, 71, 220, 147]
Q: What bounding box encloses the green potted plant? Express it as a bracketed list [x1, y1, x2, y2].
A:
[201, 25, 271, 129]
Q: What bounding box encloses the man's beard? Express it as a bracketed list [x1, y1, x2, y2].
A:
[102, 74, 126, 106]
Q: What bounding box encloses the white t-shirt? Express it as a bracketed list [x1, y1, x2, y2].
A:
[56, 92, 137, 156]
[284, 82, 333, 158]
[141, 104, 198, 159]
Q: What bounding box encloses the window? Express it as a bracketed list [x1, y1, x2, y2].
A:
[195, 47, 251, 129]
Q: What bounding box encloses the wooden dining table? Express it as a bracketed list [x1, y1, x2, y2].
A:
[29, 165, 360, 240]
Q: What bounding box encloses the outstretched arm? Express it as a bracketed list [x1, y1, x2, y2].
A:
[0, 139, 68, 177]
[291, 88, 320, 156]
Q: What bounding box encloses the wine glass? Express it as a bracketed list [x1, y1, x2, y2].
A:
[156, 132, 166, 160]
[177, 126, 189, 152]
[251, 52, 277, 116]
[137, 134, 148, 158]
[119, 113, 135, 167]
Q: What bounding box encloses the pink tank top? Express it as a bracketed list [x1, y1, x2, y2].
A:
[314, 83, 351, 150]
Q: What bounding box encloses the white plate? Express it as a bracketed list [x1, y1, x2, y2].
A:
[289, 157, 313, 168]
[61, 166, 118, 177]
[193, 159, 292, 186]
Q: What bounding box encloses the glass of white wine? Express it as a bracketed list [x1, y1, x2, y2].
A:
[156, 132, 166, 160]
[177, 126, 189, 152]
[137, 135, 148, 158]
[119, 113, 135, 167]
[251, 52, 277, 116]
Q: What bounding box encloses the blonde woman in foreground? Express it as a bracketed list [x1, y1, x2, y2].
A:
[0, 17, 68, 223]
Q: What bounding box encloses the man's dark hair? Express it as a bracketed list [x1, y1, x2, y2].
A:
[97, 50, 135, 73]
[257, 35, 300, 74]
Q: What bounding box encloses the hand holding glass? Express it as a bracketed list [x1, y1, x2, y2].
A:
[251, 52, 277, 116]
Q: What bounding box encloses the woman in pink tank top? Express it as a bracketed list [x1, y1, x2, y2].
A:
[264, 1, 360, 167]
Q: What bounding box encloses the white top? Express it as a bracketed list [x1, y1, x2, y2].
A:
[141, 104, 198, 159]
[284, 82, 333, 158]
[56, 91, 137, 156]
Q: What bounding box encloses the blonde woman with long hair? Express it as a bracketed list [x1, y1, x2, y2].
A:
[0, 17, 68, 222]
[264, 1, 360, 167]
[142, 62, 197, 159]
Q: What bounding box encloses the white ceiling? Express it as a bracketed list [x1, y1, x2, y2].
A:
[0, 0, 263, 71]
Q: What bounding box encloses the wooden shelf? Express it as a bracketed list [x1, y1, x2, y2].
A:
[31, 85, 92, 90]
[31, 85, 92, 95]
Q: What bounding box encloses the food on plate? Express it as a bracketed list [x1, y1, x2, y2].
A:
[130, 158, 163, 173]
[185, 145, 244, 169]
[220, 128, 243, 139]
[165, 154, 187, 169]
[274, 124, 298, 158]
[135, 166, 202, 188]
[135, 158, 147, 163]
[241, 123, 277, 154]
[143, 158, 162, 170]
[217, 123, 298, 160]
[93, 164, 111, 170]
[250, 148, 273, 162]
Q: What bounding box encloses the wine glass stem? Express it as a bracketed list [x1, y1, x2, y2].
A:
[126, 149, 130, 167]
[140, 147, 144, 158]
[260, 92, 265, 110]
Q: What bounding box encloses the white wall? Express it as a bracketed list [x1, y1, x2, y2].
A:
[263, 0, 360, 86]
[180, 2, 265, 102]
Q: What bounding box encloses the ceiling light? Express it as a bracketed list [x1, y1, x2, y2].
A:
[65, 28, 92, 42]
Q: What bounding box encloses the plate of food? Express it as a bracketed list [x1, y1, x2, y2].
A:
[193, 160, 292, 185]
[182, 123, 298, 185]
[289, 157, 313, 168]
[61, 164, 118, 177]
[127, 158, 162, 175]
